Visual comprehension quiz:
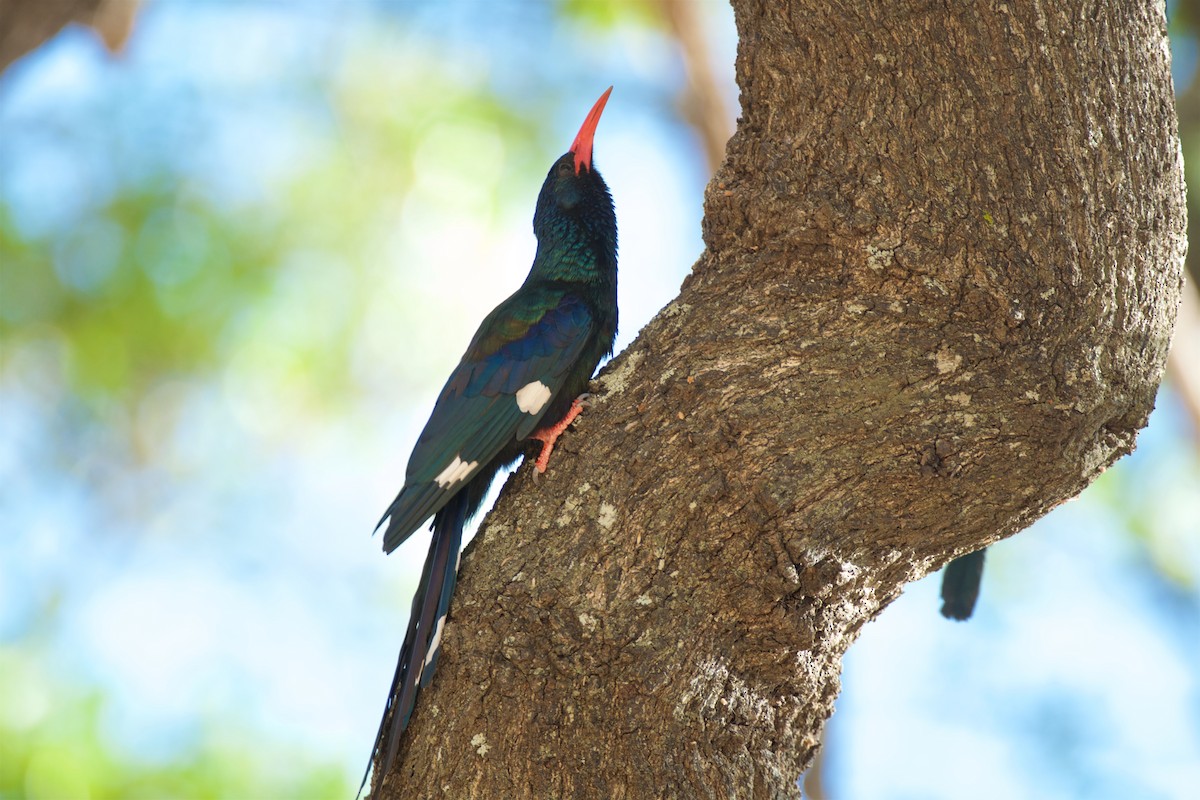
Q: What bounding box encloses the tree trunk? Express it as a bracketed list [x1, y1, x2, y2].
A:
[374, 1, 1185, 797]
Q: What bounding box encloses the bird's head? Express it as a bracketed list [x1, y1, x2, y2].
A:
[535, 87, 615, 228]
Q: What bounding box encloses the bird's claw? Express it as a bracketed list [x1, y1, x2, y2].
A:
[529, 393, 592, 478]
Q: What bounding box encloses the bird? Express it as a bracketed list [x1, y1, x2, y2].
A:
[940, 548, 986, 620]
[360, 87, 618, 795]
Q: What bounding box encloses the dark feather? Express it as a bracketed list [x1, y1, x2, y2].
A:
[940, 548, 987, 621]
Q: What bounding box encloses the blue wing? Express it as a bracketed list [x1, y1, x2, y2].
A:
[378, 288, 594, 552]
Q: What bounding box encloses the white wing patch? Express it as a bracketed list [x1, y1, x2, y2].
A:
[434, 455, 478, 488]
[515, 380, 552, 415]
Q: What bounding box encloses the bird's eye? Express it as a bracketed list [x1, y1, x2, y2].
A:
[557, 161, 573, 177]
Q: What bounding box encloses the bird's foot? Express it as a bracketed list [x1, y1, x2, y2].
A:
[530, 394, 591, 478]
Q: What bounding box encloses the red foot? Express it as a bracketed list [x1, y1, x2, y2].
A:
[530, 394, 590, 475]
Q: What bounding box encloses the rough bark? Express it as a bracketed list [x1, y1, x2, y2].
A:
[375, 1, 1185, 798]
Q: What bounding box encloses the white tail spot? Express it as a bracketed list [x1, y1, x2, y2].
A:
[423, 615, 446, 670]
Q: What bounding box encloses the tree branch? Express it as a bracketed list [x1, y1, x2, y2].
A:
[0, 0, 138, 75]
[657, 0, 735, 174]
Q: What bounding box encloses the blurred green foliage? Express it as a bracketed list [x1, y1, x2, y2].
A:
[0, 648, 346, 800]
[0, 189, 279, 400]
[0, 78, 543, 412]
[558, 0, 664, 30]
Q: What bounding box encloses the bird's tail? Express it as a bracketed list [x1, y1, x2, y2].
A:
[359, 491, 469, 798]
[940, 547, 987, 621]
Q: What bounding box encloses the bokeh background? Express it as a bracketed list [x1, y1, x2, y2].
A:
[1, 2, 1197, 798]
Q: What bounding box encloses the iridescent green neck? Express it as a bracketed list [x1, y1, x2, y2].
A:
[530, 224, 611, 283]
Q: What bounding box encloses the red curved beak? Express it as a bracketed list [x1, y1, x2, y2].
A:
[569, 86, 613, 175]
